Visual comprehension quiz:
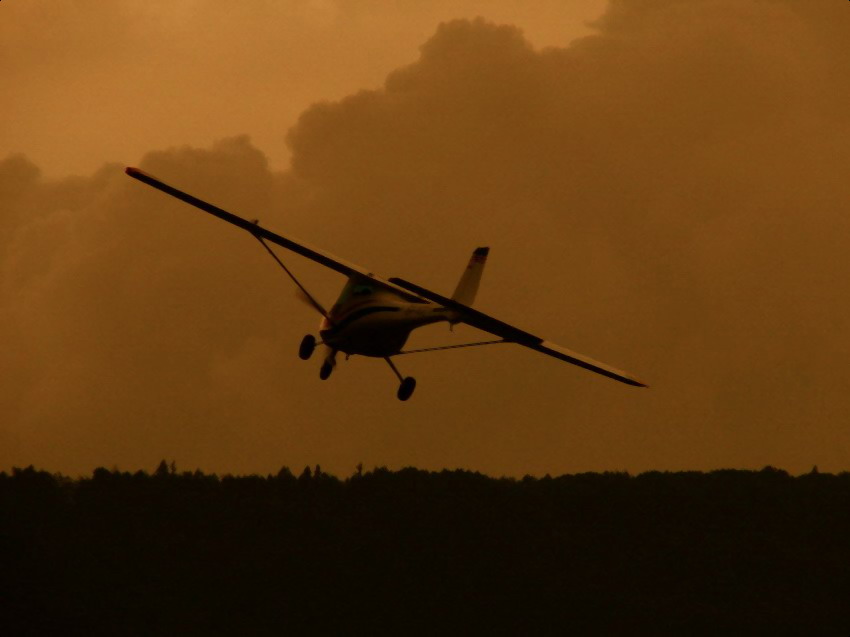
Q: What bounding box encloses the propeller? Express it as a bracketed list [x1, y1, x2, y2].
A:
[295, 286, 329, 320]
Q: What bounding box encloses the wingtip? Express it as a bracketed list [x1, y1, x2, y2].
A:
[125, 166, 155, 180]
[474, 246, 490, 257]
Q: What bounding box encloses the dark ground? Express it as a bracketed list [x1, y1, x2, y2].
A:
[2, 463, 849, 635]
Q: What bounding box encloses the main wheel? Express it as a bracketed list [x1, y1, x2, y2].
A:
[397, 377, 416, 401]
[299, 334, 316, 360]
[319, 361, 333, 380]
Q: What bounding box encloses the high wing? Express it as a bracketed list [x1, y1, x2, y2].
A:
[125, 167, 428, 304]
[388, 277, 647, 387]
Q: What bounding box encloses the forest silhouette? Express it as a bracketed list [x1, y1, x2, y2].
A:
[3, 463, 849, 635]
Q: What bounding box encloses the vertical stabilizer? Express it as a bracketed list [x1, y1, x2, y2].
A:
[451, 247, 489, 306]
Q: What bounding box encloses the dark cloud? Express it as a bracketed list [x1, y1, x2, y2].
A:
[3, 1, 850, 476]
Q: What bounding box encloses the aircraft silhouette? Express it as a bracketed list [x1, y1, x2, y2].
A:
[127, 167, 646, 400]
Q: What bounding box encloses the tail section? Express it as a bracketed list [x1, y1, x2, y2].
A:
[451, 247, 489, 307]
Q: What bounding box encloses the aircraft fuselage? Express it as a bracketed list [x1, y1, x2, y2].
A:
[320, 297, 451, 357]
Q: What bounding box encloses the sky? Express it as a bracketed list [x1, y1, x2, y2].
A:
[1, 0, 605, 178]
[3, 0, 850, 478]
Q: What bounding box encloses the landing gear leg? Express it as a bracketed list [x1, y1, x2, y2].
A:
[299, 334, 316, 360]
[384, 357, 416, 401]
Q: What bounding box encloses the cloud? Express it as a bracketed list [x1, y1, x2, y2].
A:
[0, 0, 604, 178]
[2, 1, 850, 475]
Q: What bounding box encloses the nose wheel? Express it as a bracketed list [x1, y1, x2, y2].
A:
[319, 348, 337, 380]
[299, 334, 316, 360]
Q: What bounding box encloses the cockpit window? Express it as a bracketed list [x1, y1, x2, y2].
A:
[332, 277, 378, 307]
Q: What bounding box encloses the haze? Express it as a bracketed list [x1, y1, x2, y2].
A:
[2, 0, 850, 477]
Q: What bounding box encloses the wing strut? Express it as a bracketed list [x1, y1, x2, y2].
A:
[396, 339, 508, 355]
[250, 228, 329, 320]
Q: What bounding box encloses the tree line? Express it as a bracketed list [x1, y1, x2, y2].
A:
[3, 463, 850, 635]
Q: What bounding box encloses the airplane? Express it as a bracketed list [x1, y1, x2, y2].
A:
[126, 167, 647, 400]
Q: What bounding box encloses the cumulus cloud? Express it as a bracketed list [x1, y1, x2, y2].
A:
[3, 0, 850, 475]
[0, 0, 603, 178]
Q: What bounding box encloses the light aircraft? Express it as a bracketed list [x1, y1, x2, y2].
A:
[126, 167, 646, 400]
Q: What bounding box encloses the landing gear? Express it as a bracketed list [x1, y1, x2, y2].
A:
[299, 334, 316, 360]
[397, 376, 416, 401]
[385, 357, 417, 401]
[319, 349, 337, 380]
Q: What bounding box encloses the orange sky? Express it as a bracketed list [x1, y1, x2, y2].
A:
[3, 1, 850, 477]
[1, 0, 605, 178]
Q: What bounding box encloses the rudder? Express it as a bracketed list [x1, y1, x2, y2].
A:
[451, 247, 489, 307]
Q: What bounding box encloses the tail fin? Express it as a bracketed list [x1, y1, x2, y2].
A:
[451, 247, 489, 306]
